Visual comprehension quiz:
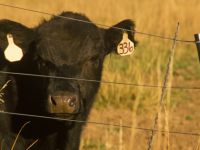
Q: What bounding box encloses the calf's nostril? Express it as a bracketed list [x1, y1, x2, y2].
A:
[66, 97, 76, 107]
[51, 97, 57, 106]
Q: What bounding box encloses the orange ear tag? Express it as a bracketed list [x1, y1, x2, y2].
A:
[117, 32, 134, 56]
[4, 34, 23, 62]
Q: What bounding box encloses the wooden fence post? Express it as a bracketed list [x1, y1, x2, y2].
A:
[194, 33, 200, 62]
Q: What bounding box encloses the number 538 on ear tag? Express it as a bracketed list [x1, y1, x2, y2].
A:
[117, 32, 134, 56]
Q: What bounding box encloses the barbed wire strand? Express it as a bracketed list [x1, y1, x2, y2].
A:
[147, 22, 180, 150]
[0, 111, 200, 137]
[0, 70, 200, 90]
[0, 3, 195, 43]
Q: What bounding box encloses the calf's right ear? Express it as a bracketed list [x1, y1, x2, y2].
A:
[104, 19, 137, 55]
[0, 19, 35, 67]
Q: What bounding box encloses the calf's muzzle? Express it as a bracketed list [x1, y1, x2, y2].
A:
[48, 92, 81, 115]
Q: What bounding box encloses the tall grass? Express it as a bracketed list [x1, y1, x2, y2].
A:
[0, 0, 200, 149]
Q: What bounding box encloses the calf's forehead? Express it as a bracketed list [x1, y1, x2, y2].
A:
[36, 20, 105, 66]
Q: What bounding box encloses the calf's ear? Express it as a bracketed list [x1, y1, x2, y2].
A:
[0, 20, 35, 66]
[104, 19, 137, 54]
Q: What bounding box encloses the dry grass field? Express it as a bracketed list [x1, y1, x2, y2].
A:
[0, 0, 200, 149]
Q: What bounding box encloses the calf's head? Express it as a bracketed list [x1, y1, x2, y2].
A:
[0, 12, 137, 121]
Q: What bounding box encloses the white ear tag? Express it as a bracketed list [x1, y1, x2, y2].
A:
[117, 32, 134, 56]
[4, 34, 23, 62]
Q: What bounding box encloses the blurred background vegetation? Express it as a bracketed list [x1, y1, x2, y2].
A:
[0, 0, 200, 149]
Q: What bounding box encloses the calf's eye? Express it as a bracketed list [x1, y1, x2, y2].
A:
[90, 57, 100, 68]
[38, 60, 46, 70]
[41, 62, 46, 67]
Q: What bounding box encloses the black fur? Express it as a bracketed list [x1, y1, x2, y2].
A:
[0, 12, 137, 150]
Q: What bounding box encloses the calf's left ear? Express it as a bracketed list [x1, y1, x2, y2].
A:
[104, 19, 137, 54]
[0, 20, 35, 66]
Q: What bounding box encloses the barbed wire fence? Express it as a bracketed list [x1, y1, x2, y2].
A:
[0, 3, 200, 149]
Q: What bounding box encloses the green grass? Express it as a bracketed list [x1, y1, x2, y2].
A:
[82, 140, 106, 150]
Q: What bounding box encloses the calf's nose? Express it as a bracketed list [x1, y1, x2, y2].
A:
[48, 94, 80, 114]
